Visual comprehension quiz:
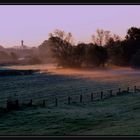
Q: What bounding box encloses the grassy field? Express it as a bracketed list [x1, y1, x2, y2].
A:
[0, 64, 140, 135]
[0, 93, 140, 135]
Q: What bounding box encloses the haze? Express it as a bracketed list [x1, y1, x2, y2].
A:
[0, 5, 140, 47]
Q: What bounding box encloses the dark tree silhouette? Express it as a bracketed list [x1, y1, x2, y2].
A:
[48, 36, 74, 67]
[107, 42, 126, 66]
[126, 27, 140, 41]
[39, 27, 140, 69]
[83, 43, 108, 67]
[130, 49, 140, 68]
[124, 27, 140, 66]
[72, 43, 86, 67]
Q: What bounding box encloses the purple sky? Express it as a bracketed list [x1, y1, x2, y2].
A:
[0, 5, 140, 47]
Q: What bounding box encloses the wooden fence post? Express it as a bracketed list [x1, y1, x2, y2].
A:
[30, 99, 32, 105]
[42, 100, 45, 107]
[68, 96, 71, 105]
[134, 86, 136, 93]
[110, 90, 113, 97]
[6, 99, 12, 110]
[28, 99, 32, 107]
[101, 91, 103, 100]
[127, 87, 129, 93]
[55, 98, 58, 107]
[80, 94, 82, 103]
[15, 99, 19, 110]
[117, 88, 121, 95]
[91, 93, 93, 101]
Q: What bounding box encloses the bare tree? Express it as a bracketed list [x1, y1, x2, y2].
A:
[92, 29, 111, 46]
[92, 29, 121, 47]
[49, 29, 74, 45]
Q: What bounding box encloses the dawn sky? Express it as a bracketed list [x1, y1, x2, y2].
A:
[0, 5, 140, 48]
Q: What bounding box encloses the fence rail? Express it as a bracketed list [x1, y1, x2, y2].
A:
[0, 85, 139, 111]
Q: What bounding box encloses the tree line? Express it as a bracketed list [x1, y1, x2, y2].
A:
[39, 27, 140, 68]
[1, 26, 140, 68]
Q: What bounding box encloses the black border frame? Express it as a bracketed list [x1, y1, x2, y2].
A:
[0, 2, 140, 140]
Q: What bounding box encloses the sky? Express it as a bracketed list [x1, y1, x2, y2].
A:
[0, 5, 140, 48]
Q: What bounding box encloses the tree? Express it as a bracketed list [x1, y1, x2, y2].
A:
[38, 40, 56, 63]
[84, 43, 108, 67]
[130, 49, 140, 68]
[0, 51, 10, 59]
[123, 27, 140, 65]
[49, 29, 74, 45]
[107, 43, 126, 66]
[48, 35, 74, 67]
[92, 29, 111, 46]
[72, 43, 86, 67]
[126, 27, 140, 41]
[48, 29, 109, 68]
[10, 52, 18, 60]
[0, 51, 12, 65]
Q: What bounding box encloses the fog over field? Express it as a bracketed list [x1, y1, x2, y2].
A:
[1, 5, 140, 136]
[6, 64, 140, 83]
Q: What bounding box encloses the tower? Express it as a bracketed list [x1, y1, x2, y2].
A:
[21, 40, 24, 47]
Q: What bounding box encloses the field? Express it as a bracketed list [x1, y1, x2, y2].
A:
[0, 64, 140, 135]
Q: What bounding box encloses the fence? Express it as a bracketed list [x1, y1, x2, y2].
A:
[2, 85, 140, 111]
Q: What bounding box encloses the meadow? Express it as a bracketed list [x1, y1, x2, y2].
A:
[0, 64, 140, 135]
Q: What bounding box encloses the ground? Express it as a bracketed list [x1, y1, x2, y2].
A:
[0, 64, 140, 135]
